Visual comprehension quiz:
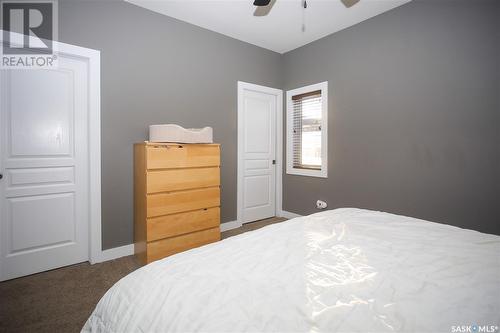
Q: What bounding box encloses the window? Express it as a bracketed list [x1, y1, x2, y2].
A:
[286, 82, 328, 178]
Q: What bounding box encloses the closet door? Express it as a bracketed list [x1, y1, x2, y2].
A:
[0, 54, 91, 281]
[239, 86, 278, 223]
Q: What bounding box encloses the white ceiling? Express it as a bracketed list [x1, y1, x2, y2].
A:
[125, 0, 411, 54]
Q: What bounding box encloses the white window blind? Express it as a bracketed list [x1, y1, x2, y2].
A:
[292, 90, 322, 170]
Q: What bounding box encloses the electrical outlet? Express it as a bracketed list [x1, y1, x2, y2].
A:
[316, 200, 327, 209]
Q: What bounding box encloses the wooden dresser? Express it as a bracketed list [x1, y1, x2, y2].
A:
[134, 142, 221, 264]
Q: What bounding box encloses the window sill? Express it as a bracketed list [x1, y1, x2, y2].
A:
[286, 167, 327, 178]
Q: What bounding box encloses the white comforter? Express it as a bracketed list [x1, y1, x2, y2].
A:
[83, 208, 500, 333]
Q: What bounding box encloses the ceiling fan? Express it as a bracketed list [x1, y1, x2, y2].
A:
[253, 0, 361, 29]
[253, 0, 361, 16]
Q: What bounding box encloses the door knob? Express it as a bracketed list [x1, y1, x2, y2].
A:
[0, 173, 3, 180]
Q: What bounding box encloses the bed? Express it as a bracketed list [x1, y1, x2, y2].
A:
[83, 208, 500, 332]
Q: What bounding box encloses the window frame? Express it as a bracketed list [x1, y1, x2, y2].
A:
[286, 81, 328, 178]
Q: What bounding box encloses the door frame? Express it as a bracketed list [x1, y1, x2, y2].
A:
[0, 34, 102, 269]
[237, 81, 283, 226]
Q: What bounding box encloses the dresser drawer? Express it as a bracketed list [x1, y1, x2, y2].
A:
[147, 167, 220, 194]
[147, 187, 220, 218]
[146, 145, 220, 170]
[147, 207, 220, 241]
[146, 227, 220, 263]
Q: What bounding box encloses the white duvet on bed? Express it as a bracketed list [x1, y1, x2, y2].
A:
[83, 208, 500, 333]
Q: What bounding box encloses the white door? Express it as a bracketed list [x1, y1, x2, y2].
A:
[0, 54, 91, 281]
[238, 82, 281, 223]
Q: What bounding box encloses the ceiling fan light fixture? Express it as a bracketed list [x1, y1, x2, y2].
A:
[253, 0, 271, 6]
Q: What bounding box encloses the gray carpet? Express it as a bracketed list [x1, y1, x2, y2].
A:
[0, 217, 286, 333]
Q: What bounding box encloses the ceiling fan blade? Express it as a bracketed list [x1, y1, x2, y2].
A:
[253, 0, 277, 17]
[340, 0, 360, 8]
[253, 0, 271, 6]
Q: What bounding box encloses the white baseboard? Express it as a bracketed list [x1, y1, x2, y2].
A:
[95, 244, 134, 263]
[220, 220, 242, 232]
[279, 210, 303, 219]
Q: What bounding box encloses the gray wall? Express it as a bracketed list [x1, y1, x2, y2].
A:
[59, 0, 499, 248]
[282, 0, 500, 235]
[58, 0, 282, 249]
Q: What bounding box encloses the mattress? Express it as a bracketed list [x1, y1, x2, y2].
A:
[149, 124, 213, 143]
[82, 208, 500, 332]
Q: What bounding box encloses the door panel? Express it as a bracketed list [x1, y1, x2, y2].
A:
[244, 175, 271, 208]
[7, 167, 74, 187]
[8, 193, 75, 252]
[244, 97, 271, 153]
[9, 70, 74, 157]
[0, 54, 90, 281]
[241, 89, 277, 223]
